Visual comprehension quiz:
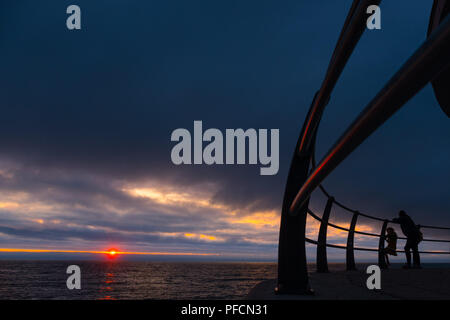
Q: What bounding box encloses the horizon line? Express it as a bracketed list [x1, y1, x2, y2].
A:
[0, 248, 219, 256]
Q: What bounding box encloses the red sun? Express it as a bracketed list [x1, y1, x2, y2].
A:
[106, 248, 119, 259]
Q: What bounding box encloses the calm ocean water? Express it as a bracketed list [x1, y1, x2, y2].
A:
[0, 261, 277, 300]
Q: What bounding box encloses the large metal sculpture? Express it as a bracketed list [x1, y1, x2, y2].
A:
[276, 0, 450, 294]
[429, 0, 450, 117]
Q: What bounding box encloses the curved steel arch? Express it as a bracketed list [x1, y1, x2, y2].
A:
[276, 0, 450, 294]
[429, 0, 450, 117]
[276, 0, 378, 295]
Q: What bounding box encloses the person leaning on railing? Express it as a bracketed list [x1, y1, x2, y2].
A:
[392, 210, 423, 269]
[384, 227, 398, 267]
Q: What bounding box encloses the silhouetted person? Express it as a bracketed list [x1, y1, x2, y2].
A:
[384, 227, 398, 266]
[392, 210, 422, 268]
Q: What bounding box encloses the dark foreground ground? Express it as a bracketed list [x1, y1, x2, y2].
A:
[248, 267, 450, 300]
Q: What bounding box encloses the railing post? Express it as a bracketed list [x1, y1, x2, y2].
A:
[346, 211, 359, 271]
[378, 220, 389, 269]
[316, 197, 334, 273]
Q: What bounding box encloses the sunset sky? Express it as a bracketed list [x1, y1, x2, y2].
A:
[0, 1, 449, 261]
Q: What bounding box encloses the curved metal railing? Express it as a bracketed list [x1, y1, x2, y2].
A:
[307, 208, 450, 241]
[308, 152, 450, 272]
[316, 178, 450, 231]
[307, 202, 450, 272]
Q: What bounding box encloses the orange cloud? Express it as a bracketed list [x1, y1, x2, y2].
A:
[123, 185, 227, 212]
[226, 210, 279, 228]
[184, 233, 223, 242]
[0, 202, 20, 209]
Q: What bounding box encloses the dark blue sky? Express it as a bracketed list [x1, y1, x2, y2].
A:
[0, 1, 448, 261]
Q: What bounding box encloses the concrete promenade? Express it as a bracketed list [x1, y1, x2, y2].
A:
[248, 267, 450, 300]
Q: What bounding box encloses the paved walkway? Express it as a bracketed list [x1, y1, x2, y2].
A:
[248, 268, 450, 300]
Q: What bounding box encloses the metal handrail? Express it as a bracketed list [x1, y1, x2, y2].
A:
[306, 237, 450, 254]
[307, 209, 450, 243]
[310, 138, 450, 231]
[320, 186, 450, 230]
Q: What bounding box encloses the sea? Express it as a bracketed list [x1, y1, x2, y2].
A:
[0, 261, 277, 300]
[0, 261, 448, 300]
